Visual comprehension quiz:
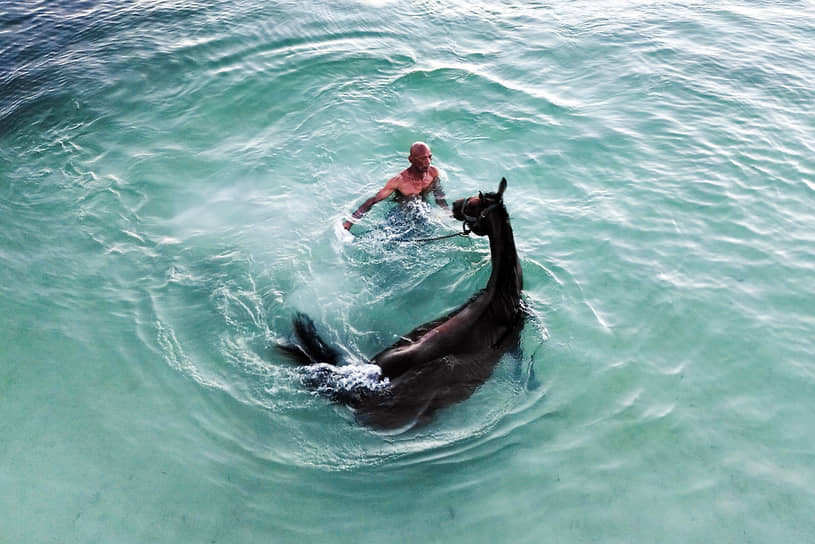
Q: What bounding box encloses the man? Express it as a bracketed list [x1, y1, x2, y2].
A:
[342, 142, 449, 231]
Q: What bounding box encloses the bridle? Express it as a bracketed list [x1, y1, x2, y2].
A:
[459, 193, 501, 235]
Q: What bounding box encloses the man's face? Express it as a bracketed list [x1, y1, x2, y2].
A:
[410, 147, 432, 172]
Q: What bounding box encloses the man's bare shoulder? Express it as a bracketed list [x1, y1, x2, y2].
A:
[387, 169, 412, 188]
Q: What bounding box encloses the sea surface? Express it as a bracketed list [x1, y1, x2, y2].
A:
[2, 1, 815, 542]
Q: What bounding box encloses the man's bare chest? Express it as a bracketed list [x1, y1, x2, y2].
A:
[396, 174, 435, 196]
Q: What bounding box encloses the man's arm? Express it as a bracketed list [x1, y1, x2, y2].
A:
[431, 176, 449, 210]
[343, 180, 398, 230]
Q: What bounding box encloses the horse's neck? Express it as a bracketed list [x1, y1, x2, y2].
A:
[484, 209, 522, 316]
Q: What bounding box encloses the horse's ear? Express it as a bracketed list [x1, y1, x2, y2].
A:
[478, 191, 484, 200]
[498, 177, 507, 198]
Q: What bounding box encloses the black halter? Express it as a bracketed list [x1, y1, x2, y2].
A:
[460, 195, 501, 235]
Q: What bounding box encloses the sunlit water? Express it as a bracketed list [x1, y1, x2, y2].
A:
[2, 1, 815, 542]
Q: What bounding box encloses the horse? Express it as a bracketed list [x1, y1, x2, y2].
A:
[280, 178, 524, 430]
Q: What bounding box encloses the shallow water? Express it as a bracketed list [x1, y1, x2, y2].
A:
[2, 1, 815, 542]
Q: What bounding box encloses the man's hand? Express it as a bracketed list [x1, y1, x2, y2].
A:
[342, 220, 353, 231]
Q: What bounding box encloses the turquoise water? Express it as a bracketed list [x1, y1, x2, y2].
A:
[3, 1, 815, 542]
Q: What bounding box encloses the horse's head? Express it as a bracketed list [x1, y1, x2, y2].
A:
[452, 178, 507, 236]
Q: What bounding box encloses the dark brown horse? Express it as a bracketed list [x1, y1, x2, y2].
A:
[280, 178, 524, 430]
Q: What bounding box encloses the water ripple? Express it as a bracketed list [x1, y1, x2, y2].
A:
[4, 1, 815, 540]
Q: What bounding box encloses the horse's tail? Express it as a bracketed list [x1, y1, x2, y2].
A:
[277, 312, 343, 366]
[278, 313, 384, 409]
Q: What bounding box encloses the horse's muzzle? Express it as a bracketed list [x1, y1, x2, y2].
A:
[452, 198, 466, 221]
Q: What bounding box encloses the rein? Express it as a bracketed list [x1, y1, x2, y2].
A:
[348, 223, 470, 244]
[409, 197, 500, 243]
[412, 222, 471, 243]
[349, 200, 500, 244]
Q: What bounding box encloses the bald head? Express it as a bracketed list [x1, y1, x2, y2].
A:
[408, 142, 432, 172]
[410, 142, 430, 156]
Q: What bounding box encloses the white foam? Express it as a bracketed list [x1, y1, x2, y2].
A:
[306, 362, 390, 392]
[333, 221, 354, 243]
